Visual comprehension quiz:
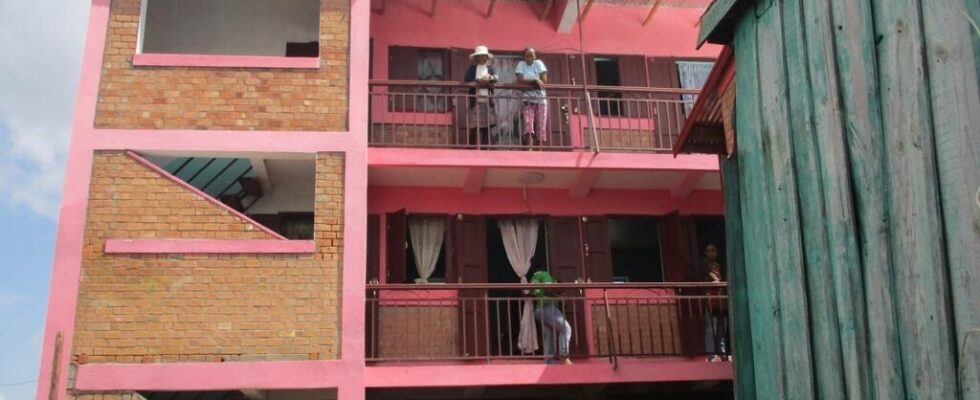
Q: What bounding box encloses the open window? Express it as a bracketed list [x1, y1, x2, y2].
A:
[387, 47, 450, 112]
[608, 217, 664, 282]
[139, 0, 321, 57]
[146, 154, 316, 240]
[384, 212, 452, 284]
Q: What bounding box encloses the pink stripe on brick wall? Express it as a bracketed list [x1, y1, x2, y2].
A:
[104, 239, 315, 254]
[125, 151, 288, 240]
[132, 53, 321, 69]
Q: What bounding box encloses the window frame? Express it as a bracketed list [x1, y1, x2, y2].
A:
[133, 0, 322, 69]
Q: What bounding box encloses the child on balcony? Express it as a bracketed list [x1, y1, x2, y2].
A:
[463, 46, 499, 147]
[515, 47, 549, 149]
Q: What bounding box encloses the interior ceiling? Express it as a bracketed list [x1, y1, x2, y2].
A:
[369, 166, 721, 191]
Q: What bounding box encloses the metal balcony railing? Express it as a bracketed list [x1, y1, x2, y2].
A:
[368, 80, 699, 152]
[365, 282, 729, 363]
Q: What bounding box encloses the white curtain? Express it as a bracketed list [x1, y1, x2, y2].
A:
[409, 217, 446, 283]
[490, 56, 524, 145]
[677, 61, 715, 114]
[498, 218, 540, 353]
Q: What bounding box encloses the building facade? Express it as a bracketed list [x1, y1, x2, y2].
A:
[37, 1, 733, 399]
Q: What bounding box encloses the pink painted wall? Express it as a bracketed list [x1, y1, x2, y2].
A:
[368, 186, 724, 216]
[371, 0, 721, 80]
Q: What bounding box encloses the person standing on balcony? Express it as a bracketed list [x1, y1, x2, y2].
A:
[515, 47, 549, 148]
[702, 243, 729, 362]
[529, 268, 572, 365]
[463, 46, 499, 147]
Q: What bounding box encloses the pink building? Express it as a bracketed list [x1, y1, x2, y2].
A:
[38, 1, 731, 399]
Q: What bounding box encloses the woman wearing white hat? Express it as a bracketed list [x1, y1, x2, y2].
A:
[462, 45, 498, 147]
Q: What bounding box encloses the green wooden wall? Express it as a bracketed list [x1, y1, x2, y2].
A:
[713, 0, 980, 398]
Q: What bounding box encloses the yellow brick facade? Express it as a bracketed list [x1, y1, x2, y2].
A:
[94, 0, 349, 131]
[71, 151, 344, 363]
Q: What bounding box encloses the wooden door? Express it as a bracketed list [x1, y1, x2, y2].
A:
[454, 215, 488, 358]
[385, 210, 406, 284]
[582, 216, 614, 283]
[660, 211, 706, 355]
[366, 214, 380, 358]
[546, 217, 589, 356]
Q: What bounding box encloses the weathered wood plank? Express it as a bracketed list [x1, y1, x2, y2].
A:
[921, 1, 980, 397]
[827, 0, 906, 397]
[754, 3, 815, 397]
[721, 155, 756, 400]
[780, 0, 852, 398]
[732, 10, 785, 399]
[698, 0, 738, 46]
[871, 0, 959, 397]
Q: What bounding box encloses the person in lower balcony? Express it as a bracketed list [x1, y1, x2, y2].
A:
[530, 268, 572, 365]
[463, 45, 499, 147]
[702, 243, 730, 362]
[515, 47, 549, 148]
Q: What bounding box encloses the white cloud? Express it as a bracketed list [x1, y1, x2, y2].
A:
[0, 0, 89, 218]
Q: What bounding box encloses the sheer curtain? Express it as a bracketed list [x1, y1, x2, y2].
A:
[498, 218, 540, 353]
[677, 61, 715, 113]
[408, 217, 446, 283]
[491, 56, 523, 145]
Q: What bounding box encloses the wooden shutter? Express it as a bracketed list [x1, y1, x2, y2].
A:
[659, 211, 688, 282]
[583, 216, 614, 282]
[546, 217, 589, 356]
[547, 217, 584, 283]
[568, 54, 596, 86]
[454, 215, 488, 358]
[385, 210, 407, 284]
[537, 53, 572, 146]
[367, 214, 380, 283]
[388, 46, 418, 112]
[660, 211, 705, 355]
[648, 57, 684, 148]
[449, 48, 471, 82]
[619, 55, 652, 118]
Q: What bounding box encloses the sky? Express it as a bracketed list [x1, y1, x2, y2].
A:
[0, 0, 89, 399]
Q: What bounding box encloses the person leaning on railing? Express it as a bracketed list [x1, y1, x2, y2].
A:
[463, 45, 499, 146]
[529, 268, 573, 365]
[515, 47, 549, 149]
[702, 243, 730, 362]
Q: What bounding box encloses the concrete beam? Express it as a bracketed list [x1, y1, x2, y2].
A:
[569, 169, 601, 198]
[554, 0, 580, 33]
[671, 172, 705, 199]
[462, 167, 488, 195]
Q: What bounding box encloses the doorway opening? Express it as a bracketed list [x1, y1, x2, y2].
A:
[486, 217, 548, 357]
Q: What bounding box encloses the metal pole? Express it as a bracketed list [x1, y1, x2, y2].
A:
[575, 0, 600, 153]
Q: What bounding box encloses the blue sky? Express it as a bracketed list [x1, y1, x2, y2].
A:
[0, 0, 88, 399]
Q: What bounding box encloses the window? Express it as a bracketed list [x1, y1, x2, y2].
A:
[139, 0, 320, 57]
[608, 218, 664, 282]
[594, 57, 623, 116]
[387, 47, 449, 112]
[677, 61, 715, 113]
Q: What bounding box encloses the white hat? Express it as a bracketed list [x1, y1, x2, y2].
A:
[469, 45, 494, 60]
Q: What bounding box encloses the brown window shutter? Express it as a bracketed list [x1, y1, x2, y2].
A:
[367, 214, 380, 283]
[385, 210, 407, 284]
[449, 47, 471, 82]
[568, 54, 596, 86]
[547, 217, 584, 284]
[648, 57, 684, 147]
[388, 46, 418, 112]
[618, 55, 651, 119]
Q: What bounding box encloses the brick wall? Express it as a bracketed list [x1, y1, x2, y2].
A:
[95, 0, 349, 131]
[373, 305, 459, 359]
[591, 303, 682, 356]
[369, 124, 460, 147]
[587, 128, 659, 151]
[71, 151, 344, 364]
